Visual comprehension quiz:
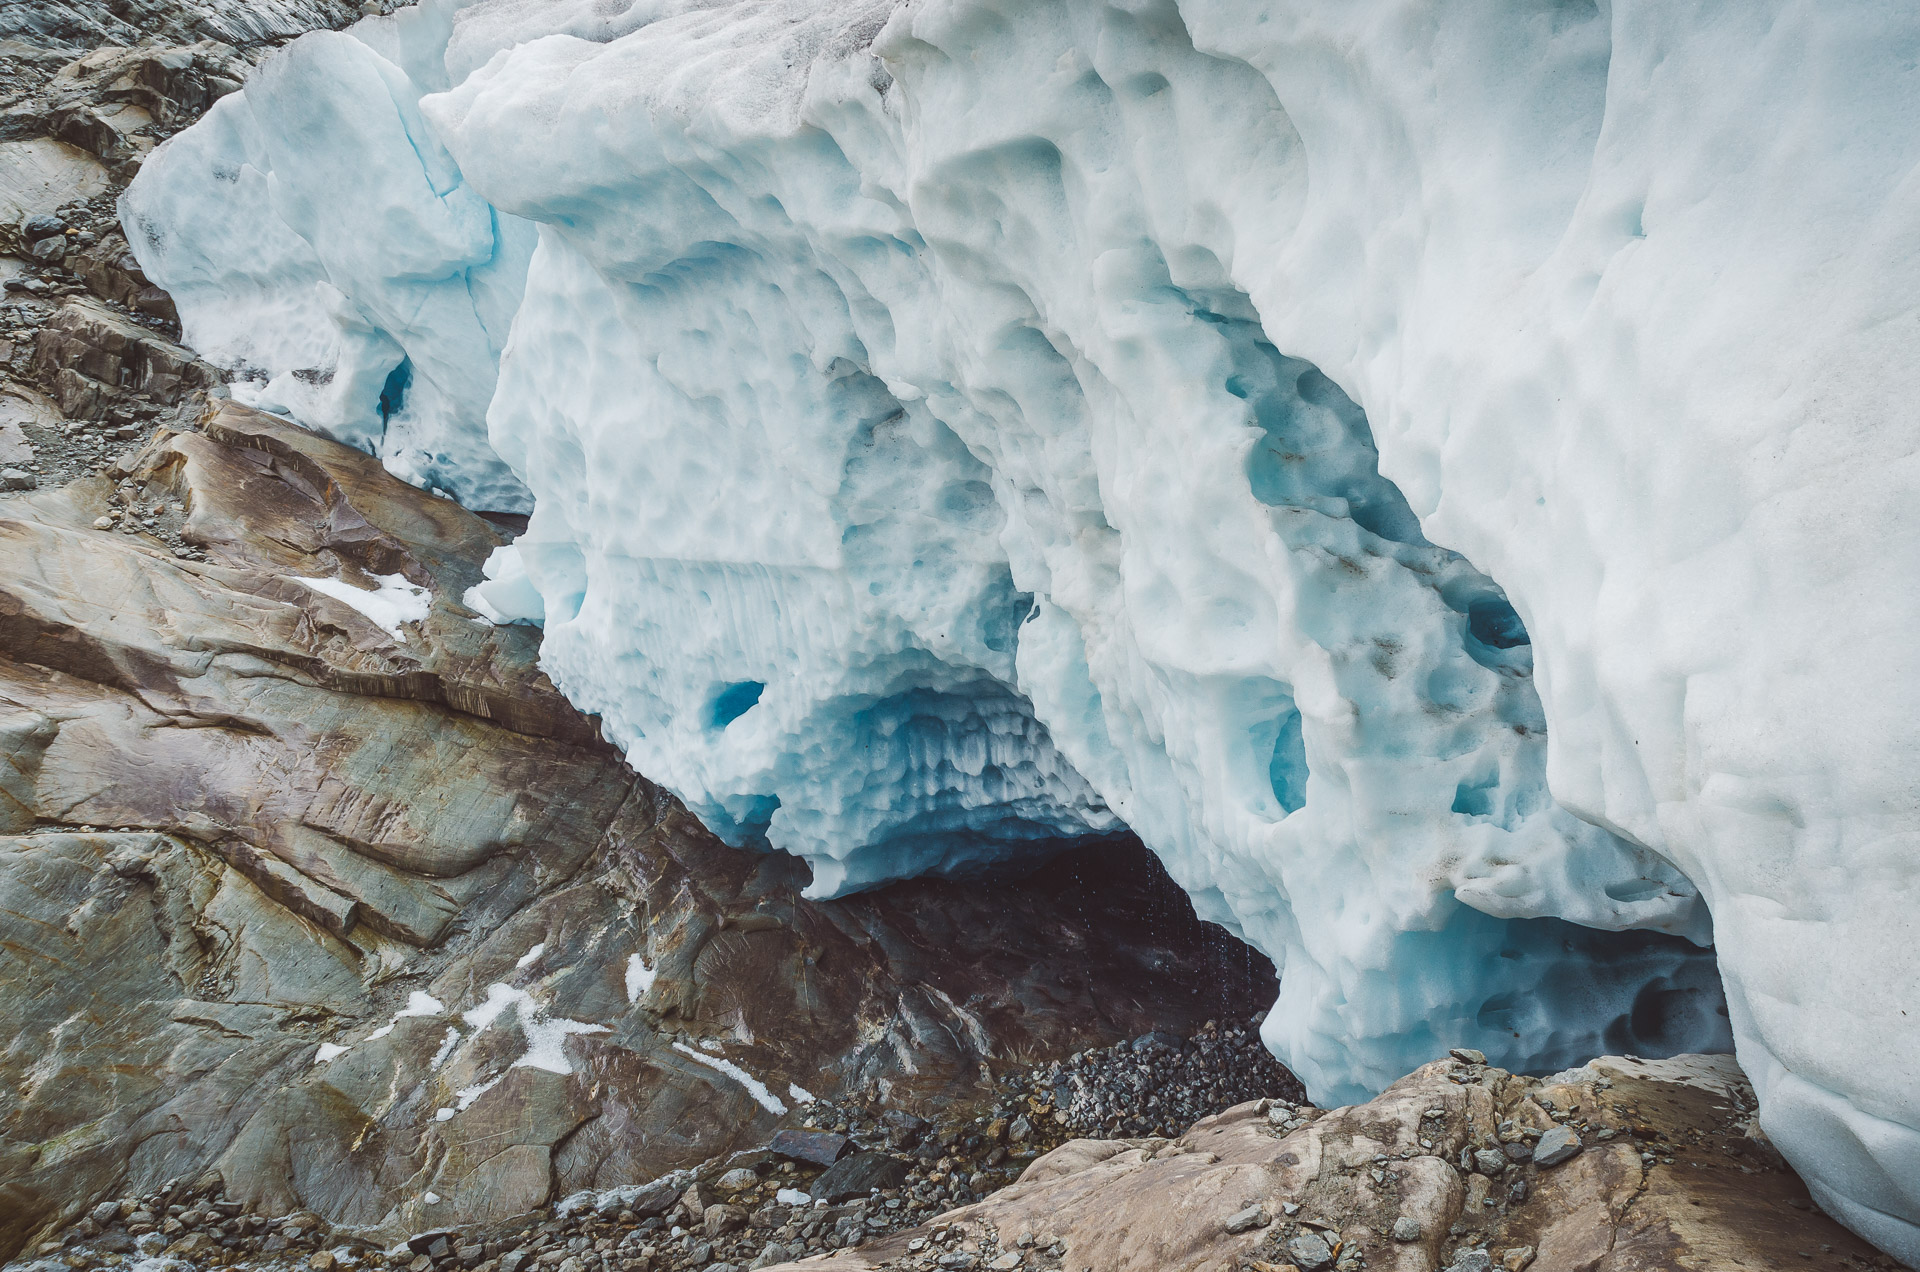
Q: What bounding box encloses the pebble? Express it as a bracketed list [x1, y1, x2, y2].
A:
[1024, 1019, 1304, 1140]
[1392, 1216, 1423, 1242]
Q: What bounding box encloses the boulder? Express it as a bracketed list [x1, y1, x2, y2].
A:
[807, 1152, 911, 1204]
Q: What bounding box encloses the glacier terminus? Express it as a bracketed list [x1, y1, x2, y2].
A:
[121, 0, 1920, 1261]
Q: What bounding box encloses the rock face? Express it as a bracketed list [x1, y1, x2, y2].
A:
[773, 1054, 1900, 1272]
[0, 400, 1277, 1261]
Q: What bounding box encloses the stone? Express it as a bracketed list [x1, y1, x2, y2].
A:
[1392, 1216, 1422, 1243]
[1447, 1250, 1492, 1272]
[1501, 1140, 1531, 1163]
[716, 1169, 760, 1194]
[1222, 1205, 1269, 1234]
[405, 1232, 454, 1257]
[1132, 1031, 1185, 1052]
[22, 213, 65, 240]
[986, 1255, 1021, 1271]
[1448, 1049, 1487, 1065]
[808, 1151, 910, 1203]
[680, 1182, 718, 1218]
[1499, 1246, 1534, 1271]
[28, 235, 65, 262]
[0, 467, 35, 490]
[1531, 1126, 1581, 1168]
[1286, 1232, 1334, 1270]
[1471, 1149, 1508, 1176]
[769, 1130, 852, 1167]
[310, 1252, 337, 1270]
[702, 1205, 747, 1238]
[1008, 1115, 1033, 1144]
[625, 1180, 685, 1219]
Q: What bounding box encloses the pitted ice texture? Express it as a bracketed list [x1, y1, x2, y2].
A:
[122, 1, 1920, 1260]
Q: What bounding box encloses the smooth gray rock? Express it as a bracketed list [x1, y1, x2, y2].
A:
[1533, 1125, 1583, 1167]
[1222, 1204, 1269, 1234]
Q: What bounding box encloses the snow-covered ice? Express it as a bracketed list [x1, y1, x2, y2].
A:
[125, 0, 1920, 1258]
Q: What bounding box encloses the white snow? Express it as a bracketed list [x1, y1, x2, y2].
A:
[294, 572, 431, 642]
[774, 1189, 811, 1207]
[787, 1083, 815, 1106]
[514, 942, 545, 970]
[668, 1041, 787, 1117]
[124, 0, 1920, 1260]
[624, 953, 656, 1004]
[312, 1042, 349, 1064]
[368, 989, 448, 1041]
[429, 1026, 460, 1069]
[434, 1107, 454, 1121]
[462, 982, 609, 1075]
[452, 1076, 500, 1113]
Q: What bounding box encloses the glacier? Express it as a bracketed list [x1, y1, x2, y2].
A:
[120, 0, 1920, 1260]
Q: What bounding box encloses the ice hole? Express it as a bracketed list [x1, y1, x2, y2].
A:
[710, 680, 766, 729]
[1467, 597, 1530, 649]
[378, 358, 412, 425]
[1267, 708, 1307, 815]
[1451, 771, 1498, 818]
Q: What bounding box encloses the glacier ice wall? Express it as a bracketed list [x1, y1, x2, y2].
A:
[123, 0, 1920, 1259]
[119, 8, 536, 510]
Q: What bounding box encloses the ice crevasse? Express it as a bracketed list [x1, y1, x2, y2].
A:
[121, 0, 1920, 1259]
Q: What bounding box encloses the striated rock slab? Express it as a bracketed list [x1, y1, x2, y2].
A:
[0, 399, 1275, 1261]
[774, 1054, 1900, 1272]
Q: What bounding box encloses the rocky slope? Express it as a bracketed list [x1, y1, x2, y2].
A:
[0, 392, 1280, 1260]
[769, 1054, 1898, 1272]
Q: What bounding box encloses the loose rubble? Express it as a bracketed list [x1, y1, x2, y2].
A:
[748, 1053, 1911, 1272]
[14, 1016, 1309, 1272]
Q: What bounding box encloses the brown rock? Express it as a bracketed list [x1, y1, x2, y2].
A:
[0, 403, 1277, 1258]
[702, 1203, 747, 1239]
[757, 1054, 1886, 1272]
[29, 298, 216, 419]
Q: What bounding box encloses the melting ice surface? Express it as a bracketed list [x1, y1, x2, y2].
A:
[123, 0, 1920, 1259]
